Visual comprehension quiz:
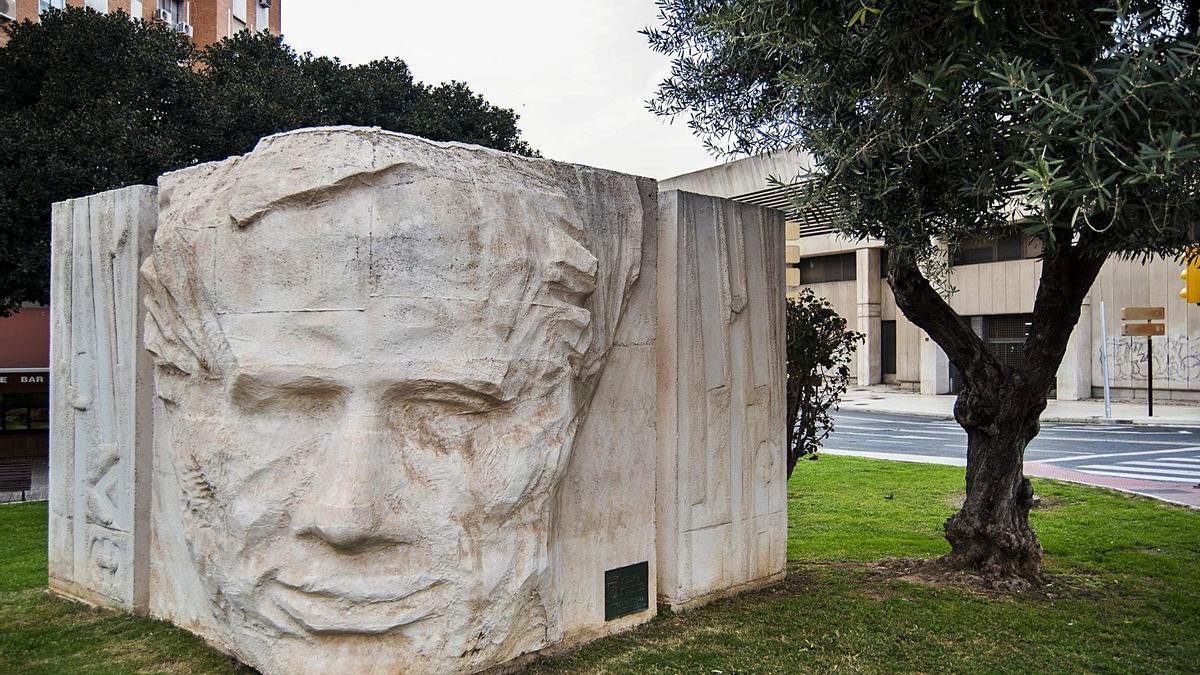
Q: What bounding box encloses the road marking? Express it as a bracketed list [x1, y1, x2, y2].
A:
[1080, 465, 1200, 478]
[1039, 428, 1197, 436]
[1123, 460, 1200, 469]
[1070, 469, 1199, 484]
[1034, 436, 1190, 446]
[1037, 446, 1200, 463]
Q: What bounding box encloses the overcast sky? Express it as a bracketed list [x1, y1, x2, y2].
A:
[280, 0, 718, 179]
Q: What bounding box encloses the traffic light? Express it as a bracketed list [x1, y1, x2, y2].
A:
[1182, 248, 1200, 304]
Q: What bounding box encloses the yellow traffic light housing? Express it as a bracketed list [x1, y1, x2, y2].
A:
[1182, 248, 1200, 304]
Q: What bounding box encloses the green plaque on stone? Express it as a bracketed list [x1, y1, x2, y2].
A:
[604, 561, 649, 621]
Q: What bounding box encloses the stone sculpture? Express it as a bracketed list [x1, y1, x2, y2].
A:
[48, 127, 786, 675]
[655, 191, 788, 610]
[48, 186, 157, 611]
[139, 128, 651, 673]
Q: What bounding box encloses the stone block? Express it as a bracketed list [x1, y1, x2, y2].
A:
[655, 190, 788, 611]
[142, 127, 658, 674]
[48, 185, 157, 612]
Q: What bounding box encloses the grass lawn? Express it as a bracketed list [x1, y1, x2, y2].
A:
[3, 456, 1198, 673]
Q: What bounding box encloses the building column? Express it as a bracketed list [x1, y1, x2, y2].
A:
[1056, 294, 1093, 400]
[919, 335, 951, 394]
[856, 247, 882, 386]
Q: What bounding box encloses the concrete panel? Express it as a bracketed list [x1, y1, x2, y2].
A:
[656, 190, 787, 612]
[48, 185, 157, 612]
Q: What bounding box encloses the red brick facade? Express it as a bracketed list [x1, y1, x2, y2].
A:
[0, 0, 282, 47]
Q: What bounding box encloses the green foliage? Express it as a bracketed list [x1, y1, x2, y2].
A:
[0, 8, 536, 315]
[785, 289, 862, 477]
[0, 8, 203, 316]
[646, 0, 1200, 260]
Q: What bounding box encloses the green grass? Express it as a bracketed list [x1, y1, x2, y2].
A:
[3, 456, 1198, 673]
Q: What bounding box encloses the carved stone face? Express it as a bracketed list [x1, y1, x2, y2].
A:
[167, 313, 577, 671]
[144, 134, 624, 672]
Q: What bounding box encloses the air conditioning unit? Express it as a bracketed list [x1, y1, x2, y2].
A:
[174, 21, 192, 37]
[153, 7, 172, 23]
[0, 0, 17, 21]
[258, 0, 271, 7]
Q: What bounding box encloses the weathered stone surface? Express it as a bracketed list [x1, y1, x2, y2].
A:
[47, 129, 789, 674]
[655, 190, 788, 611]
[48, 185, 157, 612]
[142, 127, 658, 674]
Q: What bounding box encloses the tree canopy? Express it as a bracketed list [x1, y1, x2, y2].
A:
[648, 1, 1199, 259]
[0, 7, 536, 315]
[648, 0, 1200, 586]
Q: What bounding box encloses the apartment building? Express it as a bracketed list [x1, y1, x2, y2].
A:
[0, 0, 281, 47]
[0, 0, 281, 500]
[663, 150, 1200, 403]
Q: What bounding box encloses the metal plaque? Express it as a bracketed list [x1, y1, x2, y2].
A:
[1121, 306, 1165, 321]
[1122, 323, 1166, 337]
[604, 561, 649, 621]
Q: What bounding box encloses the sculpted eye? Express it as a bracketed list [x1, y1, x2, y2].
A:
[230, 376, 347, 415]
[388, 381, 507, 413]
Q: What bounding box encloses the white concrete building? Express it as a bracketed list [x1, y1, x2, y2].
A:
[663, 150, 1200, 403]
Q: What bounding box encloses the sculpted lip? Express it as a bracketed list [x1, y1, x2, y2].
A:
[268, 579, 442, 635]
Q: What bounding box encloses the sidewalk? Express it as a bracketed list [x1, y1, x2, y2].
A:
[839, 387, 1200, 426]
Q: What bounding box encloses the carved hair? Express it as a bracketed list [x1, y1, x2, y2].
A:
[143, 127, 644, 406]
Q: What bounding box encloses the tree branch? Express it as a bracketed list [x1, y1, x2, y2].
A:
[887, 249, 1003, 388]
[1022, 241, 1106, 392]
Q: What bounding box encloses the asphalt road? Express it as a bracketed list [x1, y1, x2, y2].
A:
[825, 410, 1200, 486]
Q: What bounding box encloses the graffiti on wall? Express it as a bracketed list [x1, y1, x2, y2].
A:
[1101, 336, 1200, 384]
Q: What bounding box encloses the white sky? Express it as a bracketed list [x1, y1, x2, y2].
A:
[280, 0, 719, 179]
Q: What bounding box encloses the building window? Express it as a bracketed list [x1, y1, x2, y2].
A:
[231, 0, 247, 25]
[84, 0, 108, 12]
[983, 314, 1033, 371]
[878, 248, 889, 277]
[256, 0, 268, 30]
[39, 0, 66, 13]
[131, 0, 143, 19]
[881, 321, 897, 376]
[157, 0, 187, 22]
[795, 252, 857, 284]
[951, 235, 1032, 266]
[1, 393, 49, 433]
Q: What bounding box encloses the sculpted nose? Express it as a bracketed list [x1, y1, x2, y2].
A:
[291, 407, 408, 551]
[293, 506, 393, 551]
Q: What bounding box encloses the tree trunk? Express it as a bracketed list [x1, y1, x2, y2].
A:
[943, 381, 1048, 585]
[886, 243, 1105, 585]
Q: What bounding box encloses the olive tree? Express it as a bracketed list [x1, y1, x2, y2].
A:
[647, 1, 1200, 586]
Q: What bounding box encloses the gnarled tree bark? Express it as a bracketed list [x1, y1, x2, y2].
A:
[887, 241, 1105, 586]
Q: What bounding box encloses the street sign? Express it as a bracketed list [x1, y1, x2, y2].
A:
[1121, 323, 1166, 337]
[1121, 306, 1166, 321]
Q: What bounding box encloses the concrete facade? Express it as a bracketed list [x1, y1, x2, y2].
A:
[663, 151, 1200, 403]
[48, 128, 787, 674]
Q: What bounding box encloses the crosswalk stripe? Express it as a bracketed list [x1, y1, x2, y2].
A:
[1080, 465, 1200, 478]
[1073, 469, 1199, 484]
[1164, 458, 1200, 464]
[1037, 447, 1200, 463]
[1123, 460, 1200, 469]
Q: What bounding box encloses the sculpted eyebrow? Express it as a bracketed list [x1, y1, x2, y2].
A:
[229, 372, 348, 408]
[386, 379, 508, 407]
